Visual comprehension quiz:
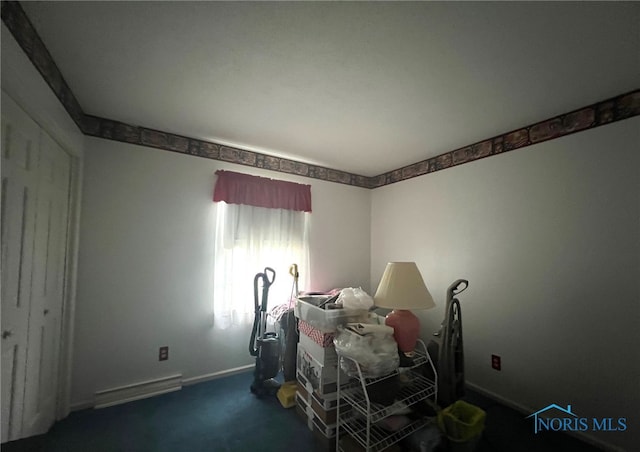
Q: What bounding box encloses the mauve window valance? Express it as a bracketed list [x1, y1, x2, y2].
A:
[213, 170, 312, 212]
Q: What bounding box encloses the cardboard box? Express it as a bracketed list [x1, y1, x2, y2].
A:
[295, 393, 337, 438]
[297, 370, 339, 406]
[296, 380, 337, 424]
[295, 401, 336, 451]
[299, 332, 338, 365]
[296, 379, 338, 410]
[297, 342, 346, 396]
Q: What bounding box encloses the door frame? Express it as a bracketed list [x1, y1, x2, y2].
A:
[1, 91, 83, 426]
[55, 148, 83, 420]
[3, 25, 85, 432]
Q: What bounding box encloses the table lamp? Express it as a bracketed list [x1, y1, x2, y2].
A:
[373, 262, 435, 356]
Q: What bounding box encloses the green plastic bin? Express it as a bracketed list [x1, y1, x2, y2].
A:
[437, 400, 486, 452]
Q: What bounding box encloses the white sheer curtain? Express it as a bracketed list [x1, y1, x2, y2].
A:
[213, 201, 310, 329]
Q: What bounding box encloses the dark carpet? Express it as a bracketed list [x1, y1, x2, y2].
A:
[2, 371, 604, 452]
[463, 390, 603, 452]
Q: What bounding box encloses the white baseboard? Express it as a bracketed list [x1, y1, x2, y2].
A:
[70, 400, 93, 411]
[74, 366, 253, 412]
[182, 364, 253, 386]
[465, 381, 535, 414]
[465, 381, 626, 452]
[94, 374, 183, 409]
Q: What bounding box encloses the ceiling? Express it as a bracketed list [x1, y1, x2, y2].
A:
[20, 1, 640, 177]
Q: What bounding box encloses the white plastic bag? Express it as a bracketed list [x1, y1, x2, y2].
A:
[337, 287, 374, 310]
[333, 324, 399, 378]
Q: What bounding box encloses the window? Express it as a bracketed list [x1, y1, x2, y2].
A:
[212, 171, 311, 329]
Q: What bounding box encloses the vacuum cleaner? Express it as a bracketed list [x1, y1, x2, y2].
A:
[428, 279, 469, 408]
[280, 264, 300, 382]
[249, 267, 281, 397]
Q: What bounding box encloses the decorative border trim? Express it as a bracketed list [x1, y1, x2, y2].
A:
[1, 1, 86, 130]
[82, 115, 369, 187]
[3, 1, 639, 190]
[370, 90, 639, 188]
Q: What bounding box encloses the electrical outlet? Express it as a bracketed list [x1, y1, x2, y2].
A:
[491, 354, 501, 371]
[159, 346, 169, 361]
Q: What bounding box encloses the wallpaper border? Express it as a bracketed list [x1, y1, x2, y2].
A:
[80, 115, 369, 187]
[2, 1, 638, 190]
[370, 90, 640, 188]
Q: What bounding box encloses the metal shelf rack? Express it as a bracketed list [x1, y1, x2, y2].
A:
[336, 339, 437, 452]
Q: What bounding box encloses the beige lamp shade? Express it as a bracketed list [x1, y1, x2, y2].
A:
[374, 262, 435, 310]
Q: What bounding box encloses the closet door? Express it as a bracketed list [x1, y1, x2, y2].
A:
[1, 94, 72, 441]
[1, 97, 40, 442]
[21, 131, 71, 438]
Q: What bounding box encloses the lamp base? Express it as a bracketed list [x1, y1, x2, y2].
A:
[384, 309, 420, 355]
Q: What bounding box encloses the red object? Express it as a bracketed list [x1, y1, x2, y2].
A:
[298, 320, 335, 347]
[385, 309, 421, 353]
[213, 170, 312, 212]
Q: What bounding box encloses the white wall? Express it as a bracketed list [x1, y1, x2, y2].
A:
[72, 137, 371, 405]
[371, 117, 639, 451]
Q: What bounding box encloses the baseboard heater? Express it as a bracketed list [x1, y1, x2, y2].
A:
[94, 374, 182, 409]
